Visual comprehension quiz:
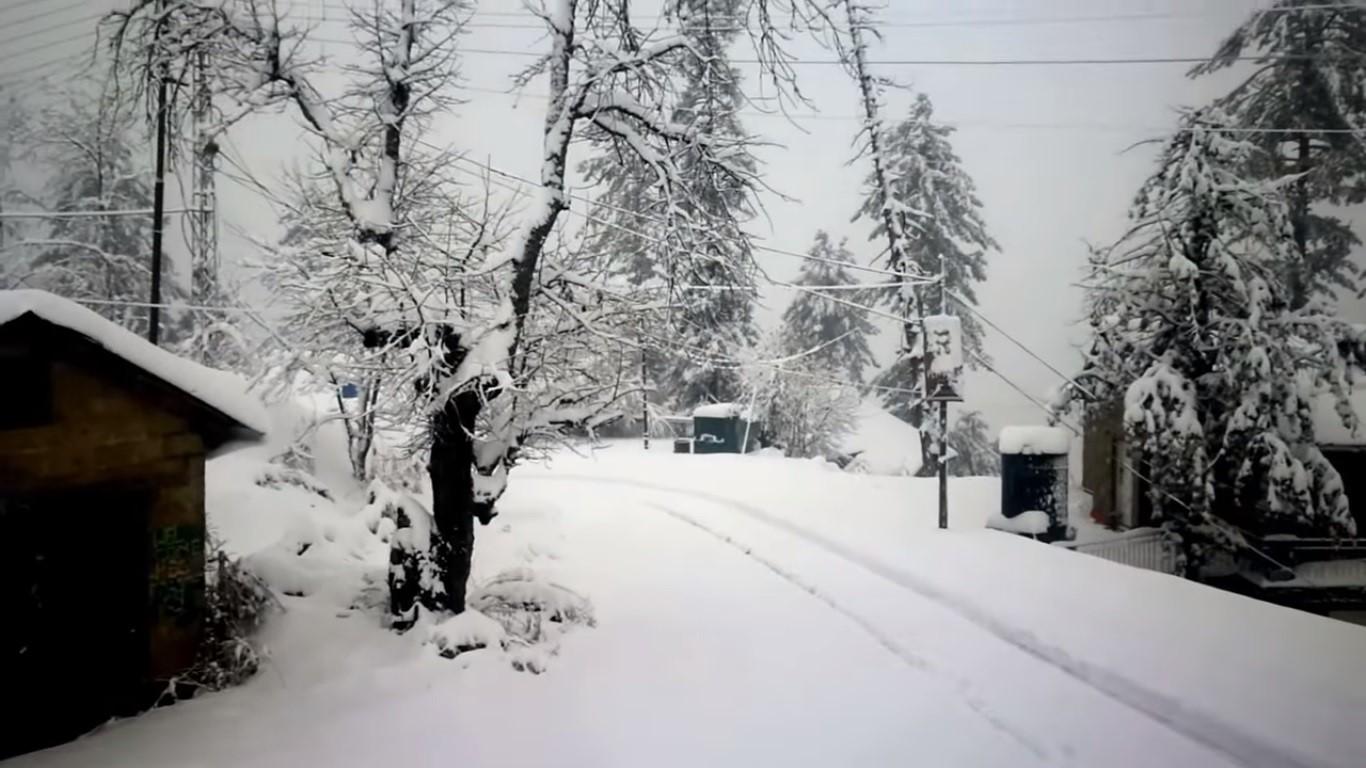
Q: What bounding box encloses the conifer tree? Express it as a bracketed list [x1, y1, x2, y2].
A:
[1064, 108, 1357, 564]
[779, 231, 878, 385]
[857, 92, 996, 467]
[1191, 0, 1366, 308]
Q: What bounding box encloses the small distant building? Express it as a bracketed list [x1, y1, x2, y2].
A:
[0, 290, 265, 759]
[690, 403, 760, 454]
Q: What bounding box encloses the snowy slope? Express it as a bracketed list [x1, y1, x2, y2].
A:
[10, 440, 1365, 768]
[533, 443, 1366, 768]
[839, 399, 923, 475]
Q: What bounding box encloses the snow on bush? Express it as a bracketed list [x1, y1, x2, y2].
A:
[426, 610, 508, 659]
[465, 568, 596, 673]
[164, 546, 277, 702]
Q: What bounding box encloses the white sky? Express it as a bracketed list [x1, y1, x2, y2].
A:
[4, 0, 1362, 435]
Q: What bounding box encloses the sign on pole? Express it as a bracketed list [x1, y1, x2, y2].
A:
[923, 314, 964, 403]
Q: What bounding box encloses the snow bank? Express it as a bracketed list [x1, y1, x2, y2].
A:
[207, 447, 387, 608]
[998, 425, 1070, 455]
[691, 402, 753, 419]
[0, 289, 269, 435]
[986, 509, 1050, 535]
[839, 399, 923, 476]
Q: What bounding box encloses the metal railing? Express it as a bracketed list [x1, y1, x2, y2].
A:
[1056, 527, 1179, 575]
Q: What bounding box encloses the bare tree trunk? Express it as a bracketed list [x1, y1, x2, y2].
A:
[843, 0, 932, 473]
[429, 390, 481, 613]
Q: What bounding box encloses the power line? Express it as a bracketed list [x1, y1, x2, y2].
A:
[0, 10, 105, 50]
[0, 0, 90, 31]
[0, 0, 72, 15]
[0, 208, 206, 220]
[452, 82, 1366, 135]
[442, 150, 931, 281]
[307, 3, 1361, 29]
[308, 36, 1366, 67]
[0, 27, 99, 66]
[948, 291, 1097, 402]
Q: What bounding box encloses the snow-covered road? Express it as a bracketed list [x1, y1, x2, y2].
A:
[526, 473, 1252, 768]
[8, 443, 1364, 768]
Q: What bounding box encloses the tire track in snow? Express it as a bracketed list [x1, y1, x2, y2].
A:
[637, 497, 1051, 764]
[530, 473, 1328, 768]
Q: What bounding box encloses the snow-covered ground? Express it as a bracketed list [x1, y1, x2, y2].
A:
[10, 441, 1366, 768]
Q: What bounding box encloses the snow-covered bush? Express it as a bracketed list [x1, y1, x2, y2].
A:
[167, 546, 276, 700]
[745, 350, 861, 460]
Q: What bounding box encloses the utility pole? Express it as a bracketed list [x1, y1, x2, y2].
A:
[641, 345, 650, 450]
[191, 44, 218, 308]
[938, 254, 948, 530]
[147, 0, 169, 345]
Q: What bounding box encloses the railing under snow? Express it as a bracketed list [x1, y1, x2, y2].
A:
[1056, 527, 1179, 575]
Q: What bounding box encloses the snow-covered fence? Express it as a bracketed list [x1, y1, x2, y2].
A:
[1057, 528, 1179, 575]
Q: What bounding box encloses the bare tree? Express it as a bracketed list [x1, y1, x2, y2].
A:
[110, 0, 833, 626]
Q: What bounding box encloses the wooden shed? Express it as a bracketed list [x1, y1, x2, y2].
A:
[0, 290, 264, 759]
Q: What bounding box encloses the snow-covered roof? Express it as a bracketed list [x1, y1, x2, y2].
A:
[0, 290, 269, 437]
[692, 402, 754, 420]
[1313, 385, 1366, 447]
[999, 426, 1070, 456]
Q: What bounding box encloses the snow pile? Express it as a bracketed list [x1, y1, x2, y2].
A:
[839, 399, 924, 475]
[0, 289, 269, 436]
[986, 509, 1050, 535]
[208, 447, 387, 609]
[691, 402, 753, 419]
[998, 425, 1070, 455]
[427, 611, 508, 658]
[1257, 558, 1366, 589]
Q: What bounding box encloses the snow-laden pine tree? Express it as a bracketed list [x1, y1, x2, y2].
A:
[854, 91, 997, 471]
[1064, 108, 1357, 563]
[1191, 0, 1366, 308]
[579, 0, 761, 410]
[778, 231, 878, 385]
[0, 87, 27, 252]
[946, 410, 998, 477]
[4, 85, 187, 340]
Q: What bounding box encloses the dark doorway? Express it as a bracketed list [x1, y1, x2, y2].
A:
[1, 487, 149, 760]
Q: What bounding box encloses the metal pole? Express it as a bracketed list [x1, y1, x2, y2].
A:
[937, 253, 949, 529]
[641, 346, 650, 450]
[938, 399, 949, 529]
[147, 0, 168, 345]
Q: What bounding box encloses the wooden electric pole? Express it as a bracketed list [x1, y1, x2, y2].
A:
[147, 0, 169, 345]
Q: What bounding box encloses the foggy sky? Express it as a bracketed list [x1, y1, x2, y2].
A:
[5, 0, 1356, 437]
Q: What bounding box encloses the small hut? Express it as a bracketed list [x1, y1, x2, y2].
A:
[0, 290, 265, 759]
[691, 403, 760, 454]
